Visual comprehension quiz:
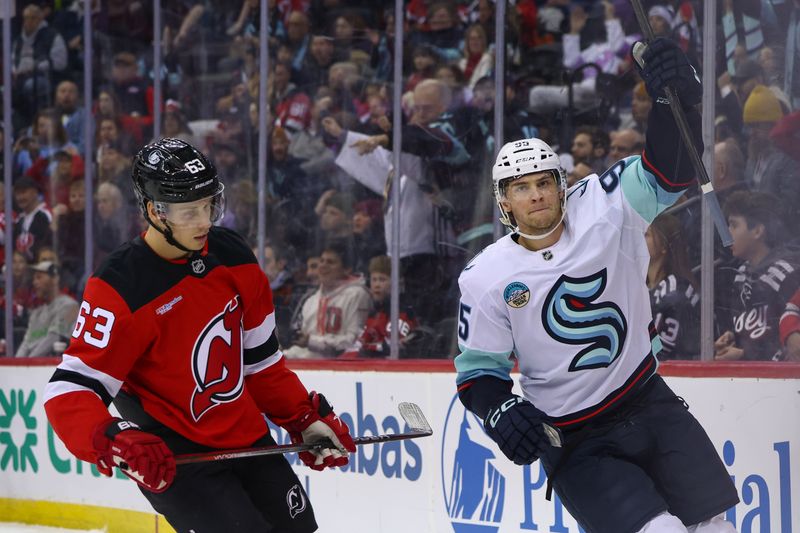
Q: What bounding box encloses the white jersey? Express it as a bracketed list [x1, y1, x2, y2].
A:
[455, 156, 684, 428]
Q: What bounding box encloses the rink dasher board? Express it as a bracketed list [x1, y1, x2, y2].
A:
[0, 364, 797, 533]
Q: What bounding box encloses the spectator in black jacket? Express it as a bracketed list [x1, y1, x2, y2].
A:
[13, 177, 52, 264]
[268, 126, 329, 249]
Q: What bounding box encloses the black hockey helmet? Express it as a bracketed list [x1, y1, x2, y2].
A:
[132, 138, 225, 254]
[132, 138, 223, 210]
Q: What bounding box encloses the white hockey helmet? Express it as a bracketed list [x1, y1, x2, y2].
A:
[492, 138, 568, 239]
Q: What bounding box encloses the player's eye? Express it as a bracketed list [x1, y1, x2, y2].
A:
[180, 209, 198, 220]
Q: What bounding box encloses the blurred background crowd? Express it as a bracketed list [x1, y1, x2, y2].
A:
[0, 0, 798, 362]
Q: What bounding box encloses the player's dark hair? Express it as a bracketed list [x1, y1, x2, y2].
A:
[724, 191, 785, 248]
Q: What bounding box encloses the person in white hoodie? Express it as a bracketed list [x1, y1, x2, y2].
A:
[284, 240, 371, 358]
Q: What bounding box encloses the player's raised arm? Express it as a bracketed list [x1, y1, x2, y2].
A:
[614, 37, 704, 223]
[636, 38, 703, 185]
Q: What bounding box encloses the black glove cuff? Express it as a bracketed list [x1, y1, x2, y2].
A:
[314, 392, 334, 417]
[104, 418, 141, 440]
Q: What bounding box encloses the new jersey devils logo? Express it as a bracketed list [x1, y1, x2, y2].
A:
[286, 484, 307, 519]
[190, 296, 245, 421]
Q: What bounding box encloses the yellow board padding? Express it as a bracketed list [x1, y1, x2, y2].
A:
[0, 498, 175, 533]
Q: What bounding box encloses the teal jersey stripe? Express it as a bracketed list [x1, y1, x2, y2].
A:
[455, 345, 514, 385]
[651, 333, 664, 358]
[620, 156, 686, 224]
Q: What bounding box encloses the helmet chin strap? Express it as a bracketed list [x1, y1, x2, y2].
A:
[513, 209, 567, 240]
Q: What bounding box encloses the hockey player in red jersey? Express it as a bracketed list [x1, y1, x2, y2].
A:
[43, 138, 355, 532]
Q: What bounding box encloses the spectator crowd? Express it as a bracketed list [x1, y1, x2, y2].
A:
[0, 0, 799, 362]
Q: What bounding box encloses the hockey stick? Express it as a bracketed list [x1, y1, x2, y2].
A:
[629, 0, 733, 247]
[171, 402, 432, 465]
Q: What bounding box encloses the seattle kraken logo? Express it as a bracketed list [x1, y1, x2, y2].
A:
[542, 269, 627, 371]
[441, 394, 505, 533]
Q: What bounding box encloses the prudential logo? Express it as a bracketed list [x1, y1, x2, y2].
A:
[441, 394, 505, 533]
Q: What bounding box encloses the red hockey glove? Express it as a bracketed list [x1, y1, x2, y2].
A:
[92, 419, 176, 493]
[288, 392, 356, 471]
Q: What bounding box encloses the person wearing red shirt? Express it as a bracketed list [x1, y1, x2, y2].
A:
[43, 138, 355, 532]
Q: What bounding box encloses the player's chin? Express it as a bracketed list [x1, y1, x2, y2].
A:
[525, 213, 559, 230]
[181, 238, 206, 251]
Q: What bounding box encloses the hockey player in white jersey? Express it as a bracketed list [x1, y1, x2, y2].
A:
[455, 38, 739, 533]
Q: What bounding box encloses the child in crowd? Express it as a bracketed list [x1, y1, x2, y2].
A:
[341, 255, 417, 358]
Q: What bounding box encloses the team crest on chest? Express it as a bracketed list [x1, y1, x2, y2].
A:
[189, 296, 244, 421]
[504, 281, 530, 308]
[542, 269, 628, 371]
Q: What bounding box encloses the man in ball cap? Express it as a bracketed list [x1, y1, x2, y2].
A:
[15, 260, 78, 358]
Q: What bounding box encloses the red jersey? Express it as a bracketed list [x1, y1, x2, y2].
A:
[274, 90, 311, 133]
[44, 227, 314, 464]
[780, 288, 800, 346]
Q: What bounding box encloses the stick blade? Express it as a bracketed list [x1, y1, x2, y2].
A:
[632, 41, 647, 68]
[398, 402, 433, 435]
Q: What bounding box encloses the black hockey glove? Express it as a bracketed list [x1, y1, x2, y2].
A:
[483, 395, 562, 465]
[633, 37, 702, 107]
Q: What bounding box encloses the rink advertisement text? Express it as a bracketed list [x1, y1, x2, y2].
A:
[0, 367, 797, 532]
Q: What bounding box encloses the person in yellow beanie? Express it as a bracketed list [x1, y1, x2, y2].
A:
[742, 84, 800, 236]
[742, 84, 784, 124]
